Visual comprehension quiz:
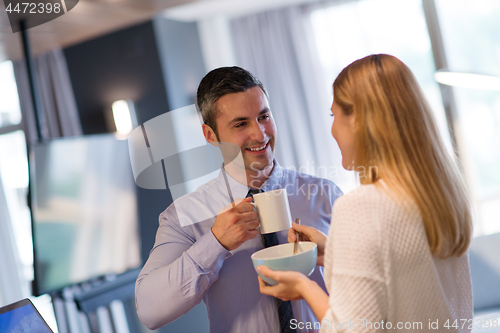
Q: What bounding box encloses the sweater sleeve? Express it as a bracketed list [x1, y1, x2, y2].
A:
[320, 189, 388, 333]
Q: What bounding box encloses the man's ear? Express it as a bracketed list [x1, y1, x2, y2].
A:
[202, 124, 219, 146]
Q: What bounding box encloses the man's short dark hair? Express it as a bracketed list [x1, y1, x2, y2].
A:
[197, 66, 267, 138]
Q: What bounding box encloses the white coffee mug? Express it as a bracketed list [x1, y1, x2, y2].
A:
[251, 188, 292, 234]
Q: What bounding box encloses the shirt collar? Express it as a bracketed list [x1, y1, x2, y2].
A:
[260, 159, 284, 192]
[217, 159, 284, 200]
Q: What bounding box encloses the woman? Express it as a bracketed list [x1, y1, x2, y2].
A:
[257, 54, 473, 332]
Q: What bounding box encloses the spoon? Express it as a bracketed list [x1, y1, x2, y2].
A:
[293, 218, 300, 255]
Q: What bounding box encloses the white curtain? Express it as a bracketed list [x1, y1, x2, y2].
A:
[231, 6, 354, 189]
[13, 48, 82, 143]
[0, 174, 29, 306]
[0, 49, 82, 307]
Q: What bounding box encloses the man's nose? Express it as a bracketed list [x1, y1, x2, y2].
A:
[249, 121, 266, 142]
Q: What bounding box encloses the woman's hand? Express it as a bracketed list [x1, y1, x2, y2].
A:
[288, 222, 327, 266]
[257, 266, 331, 323]
[257, 266, 310, 301]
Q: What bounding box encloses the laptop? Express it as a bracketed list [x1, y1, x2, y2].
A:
[0, 298, 54, 333]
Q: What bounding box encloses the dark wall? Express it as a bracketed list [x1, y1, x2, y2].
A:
[64, 21, 172, 132]
[63, 21, 173, 265]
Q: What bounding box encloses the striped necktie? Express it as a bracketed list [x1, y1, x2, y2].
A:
[247, 189, 296, 333]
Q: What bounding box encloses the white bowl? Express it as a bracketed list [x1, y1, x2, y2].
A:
[251, 242, 317, 286]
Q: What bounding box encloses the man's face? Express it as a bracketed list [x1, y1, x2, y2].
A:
[206, 86, 277, 172]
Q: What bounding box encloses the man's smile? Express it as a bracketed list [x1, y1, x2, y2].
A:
[244, 141, 270, 154]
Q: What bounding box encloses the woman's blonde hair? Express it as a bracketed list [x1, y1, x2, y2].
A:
[333, 54, 472, 258]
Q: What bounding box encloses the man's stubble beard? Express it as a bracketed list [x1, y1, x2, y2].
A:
[215, 131, 275, 187]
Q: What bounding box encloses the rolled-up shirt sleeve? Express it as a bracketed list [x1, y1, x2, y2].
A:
[135, 208, 231, 330]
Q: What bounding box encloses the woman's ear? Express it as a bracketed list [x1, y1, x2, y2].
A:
[202, 124, 219, 146]
[349, 113, 358, 132]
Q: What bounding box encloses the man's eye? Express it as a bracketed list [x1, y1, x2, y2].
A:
[259, 114, 270, 121]
[235, 122, 246, 128]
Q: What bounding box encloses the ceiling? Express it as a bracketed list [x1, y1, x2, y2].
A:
[163, 0, 320, 21]
[0, 0, 199, 62]
[0, 0, 320, 63]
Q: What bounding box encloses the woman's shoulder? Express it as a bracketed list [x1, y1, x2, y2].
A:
[333, 182, 418, 227]
[334, 182, 393, 210]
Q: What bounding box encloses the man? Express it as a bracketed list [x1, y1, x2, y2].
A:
[135, 67, 342, 333]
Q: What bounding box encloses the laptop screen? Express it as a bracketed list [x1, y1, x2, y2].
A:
[0, 299, 53, 333]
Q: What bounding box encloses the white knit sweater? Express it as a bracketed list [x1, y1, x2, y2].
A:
[320, 184, 473, 332]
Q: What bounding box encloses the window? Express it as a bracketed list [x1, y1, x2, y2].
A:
[309, 0, 453, 152]
[0, 61, 33, 284]
[436, 0, 500, 236]
[0, 61, 23, 128]
[309, 0, 500, 236]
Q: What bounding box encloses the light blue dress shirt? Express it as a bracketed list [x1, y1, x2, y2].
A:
[135, 161, 342, 333]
